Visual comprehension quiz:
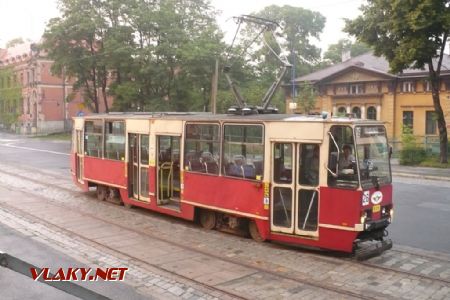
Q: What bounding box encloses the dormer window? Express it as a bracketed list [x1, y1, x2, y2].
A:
[402, 81, 414, 92]
[350, 83, 364, 94]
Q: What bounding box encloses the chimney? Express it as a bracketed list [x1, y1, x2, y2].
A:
[341, 49, 351, 62]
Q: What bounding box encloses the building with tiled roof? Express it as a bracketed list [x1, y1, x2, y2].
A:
[285, 52, 450, 150]
[0, 42, 109, 134]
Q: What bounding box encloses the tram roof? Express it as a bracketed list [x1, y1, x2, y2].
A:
[76, 112, 383, 125]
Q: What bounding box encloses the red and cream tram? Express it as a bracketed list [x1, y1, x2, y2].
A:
[71, 113, 393, 257]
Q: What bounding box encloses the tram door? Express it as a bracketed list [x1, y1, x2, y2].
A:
[75, 129, 83, 183]
[271, 142, 319, 237]
[128, 134, 150, 202]
[156, 135, 181, 207]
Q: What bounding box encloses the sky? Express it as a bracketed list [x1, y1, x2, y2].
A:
[0, 0, 365, 52]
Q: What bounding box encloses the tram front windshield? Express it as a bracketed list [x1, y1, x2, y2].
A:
[355, 125, 391, 189]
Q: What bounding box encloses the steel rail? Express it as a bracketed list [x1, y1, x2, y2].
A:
[1, 168, 449, 294]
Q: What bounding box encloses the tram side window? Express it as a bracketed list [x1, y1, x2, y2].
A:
[84, 120, 103, 158]
[223, 124, 264, 180]
[184, 124, 220, 175]
[327, 125, 358, 189]
[105, 121, 125, 161]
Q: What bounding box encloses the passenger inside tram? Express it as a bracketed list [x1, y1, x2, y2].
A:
[338, 144, 356, 173]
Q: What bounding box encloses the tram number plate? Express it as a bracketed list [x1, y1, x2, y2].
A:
[372, 205, 381, 213]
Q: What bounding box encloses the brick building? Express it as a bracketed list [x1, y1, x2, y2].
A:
[0, 42, 110, 134]
[286, 52, 450, 150]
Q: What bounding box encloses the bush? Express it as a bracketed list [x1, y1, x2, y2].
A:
[399, 126, 426, 165]
[400, 147, 426, 165]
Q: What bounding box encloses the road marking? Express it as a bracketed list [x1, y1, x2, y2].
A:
[0, 144, 70, 156]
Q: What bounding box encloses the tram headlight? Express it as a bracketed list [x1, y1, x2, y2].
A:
[360, 211, 367, 224]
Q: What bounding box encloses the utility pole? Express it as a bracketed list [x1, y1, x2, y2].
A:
[210, 59, 218, 114]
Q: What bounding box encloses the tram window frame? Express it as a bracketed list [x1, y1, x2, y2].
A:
[222, 123, 264, 181]
[184, 123, 220, 175]
[104, 120, 125, 161]
[84, 119, 103, 158]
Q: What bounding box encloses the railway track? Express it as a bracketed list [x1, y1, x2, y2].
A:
[0, 165, 449, 299]
[0, 176, 371, 299]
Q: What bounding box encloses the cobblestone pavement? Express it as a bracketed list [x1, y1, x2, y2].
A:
[0, 162, 449, 299]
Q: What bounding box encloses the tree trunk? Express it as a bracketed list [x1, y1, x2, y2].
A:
[101, 67, 109, 113]
[429, 66, 448, 163]
[102, 85, 109, 113]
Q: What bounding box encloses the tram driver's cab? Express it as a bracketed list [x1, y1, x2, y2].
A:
[327, 124, 392, 190]
[327, 126, 359, 189]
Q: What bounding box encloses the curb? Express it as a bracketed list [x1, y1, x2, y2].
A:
[392, 172, 450, 182]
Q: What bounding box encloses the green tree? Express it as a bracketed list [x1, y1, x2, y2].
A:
[324, 39, 371, 64]
[345, 0, 449, 163]
[251, 5, 325, 77]
[0, 67, 22, 129]
[42, 0, 117, 113]
[297, 81, 317, 114]
[5, 38, 25, 48]
[106, 0, 224, 112]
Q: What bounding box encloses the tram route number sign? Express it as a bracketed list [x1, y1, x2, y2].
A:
[263, 182, 270, 210]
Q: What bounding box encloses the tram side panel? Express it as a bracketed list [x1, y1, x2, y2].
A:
[183, 173, 267, 219]
[83, 157, 127, 189]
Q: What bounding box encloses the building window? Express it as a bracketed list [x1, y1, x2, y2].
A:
[424, 81, 431, 92]
[350, 84, 364, 94]
[105, 121, 125, 160]
[402, 81, 414, 92]
[184, 123, 220, 174]
[367, 106, 377, 120]
[352, 106, 361, 118]
[425, 111, 437, 135]
[84, 120, 103, 158]
[403, 111, 414, 130]
[337, 106, 346, 116]
[223, 124, 264, 180]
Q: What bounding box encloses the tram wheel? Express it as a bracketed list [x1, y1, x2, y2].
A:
[106, 187, 121, 205]
[249, 220, 265, 242]
[96, 185, 107, 201]
[199, 210, 216, 230]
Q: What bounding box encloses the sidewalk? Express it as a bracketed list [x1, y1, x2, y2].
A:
[391, 158, 450, 181]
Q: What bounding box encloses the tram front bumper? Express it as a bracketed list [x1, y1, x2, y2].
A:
[364, 218, 391, 231]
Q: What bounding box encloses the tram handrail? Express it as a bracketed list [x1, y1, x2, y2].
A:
[159, 162, 173, 199]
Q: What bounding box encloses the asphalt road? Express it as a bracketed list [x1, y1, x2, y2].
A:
[0, 132, 449, 254]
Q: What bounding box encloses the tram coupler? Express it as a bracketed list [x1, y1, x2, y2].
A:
[354, 238, 393, 261]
